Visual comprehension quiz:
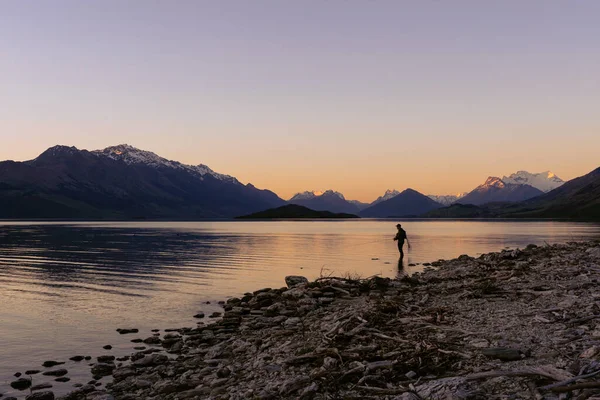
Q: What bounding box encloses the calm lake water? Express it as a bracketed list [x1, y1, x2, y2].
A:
[1, 219, 600, 398]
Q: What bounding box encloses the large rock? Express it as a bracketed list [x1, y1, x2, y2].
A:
[285, 276, 309, 288]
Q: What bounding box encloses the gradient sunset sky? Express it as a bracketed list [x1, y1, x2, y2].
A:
[1, 1, 599, 202]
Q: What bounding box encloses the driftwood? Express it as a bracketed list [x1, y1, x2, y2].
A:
[540, 369, 600, 391]
[467, 366, 573, 382]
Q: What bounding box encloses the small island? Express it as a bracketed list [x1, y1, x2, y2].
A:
[236, 204, 360, 219]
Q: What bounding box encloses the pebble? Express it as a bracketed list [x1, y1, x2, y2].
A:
[42, 361, 64, 368]
[42, 369, 68, 377]
[10, 378, 32, 390]
[31, 383, 53, 390]
[116, 328, 138, 334]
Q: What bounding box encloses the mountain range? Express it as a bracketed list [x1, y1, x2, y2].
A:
[426, 167, 600, 219]
[1, 144, 594, 220]
[0, 144, 285, 219]
[501, 167, 600, 219]
[288, 190, 361, 214]
[287, 170, 565, 214]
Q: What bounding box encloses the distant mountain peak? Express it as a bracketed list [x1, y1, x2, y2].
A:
[371, 189, 400, 205]
[483, 176, 505, 188]
[322, 190, 345, 199]
[31, 145, 81, 164]
[427, 192, 467, 206]
[360, 188, 442, 217]
[40, 145, 79, 155]
[502, 170, 564, 193]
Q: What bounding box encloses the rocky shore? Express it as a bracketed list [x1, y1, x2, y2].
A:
[8, 240, 600, 400]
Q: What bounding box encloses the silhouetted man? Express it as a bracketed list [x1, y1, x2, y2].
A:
[393, 224, 409, 258]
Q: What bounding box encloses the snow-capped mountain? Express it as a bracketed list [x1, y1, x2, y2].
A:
[371, 189, 400, 206]
[3, 144, 285, 219]
[289, 190, 345, 201]
[95, 144, 238, 183]
[502, 171, 564, 193]
[459, 176, 543, 205]
[288, 190, 359, 214]
[427, 193, 467, 206]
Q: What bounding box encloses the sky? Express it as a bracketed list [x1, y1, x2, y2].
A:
[1, 1, 599, 202]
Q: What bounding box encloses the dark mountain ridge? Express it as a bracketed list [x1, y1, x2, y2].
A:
[360, 189, 442, 218]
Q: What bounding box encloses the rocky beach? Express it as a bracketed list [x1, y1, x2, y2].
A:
[6, 240, 600, 400]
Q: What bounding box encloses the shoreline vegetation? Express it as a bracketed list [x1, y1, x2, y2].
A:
[8, 240, 600, 400]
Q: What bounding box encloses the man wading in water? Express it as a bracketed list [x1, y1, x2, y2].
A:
[393, 224, 410, 259]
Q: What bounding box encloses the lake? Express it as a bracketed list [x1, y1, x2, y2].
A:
[1, 219, 600, 398]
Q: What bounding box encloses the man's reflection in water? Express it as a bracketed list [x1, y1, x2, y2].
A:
[397, 256, 408, 278]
